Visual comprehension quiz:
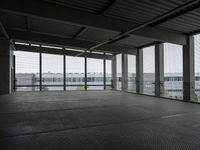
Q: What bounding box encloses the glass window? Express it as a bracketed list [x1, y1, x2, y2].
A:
[66, 56, 85, 90]
[14, 51, 40, 91]
[116, 54, 122, 90]
[106, 60, 112, 90]
[42, 54, 63, 91]
[163, 43, 183, 99]
[128, 55, 136, 92]
[194, 34, 200, 102]
[143, 46, 155, 95]
[87, 58, 104, 90]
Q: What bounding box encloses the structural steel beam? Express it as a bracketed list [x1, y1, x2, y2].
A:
[26, 16, 31, 32]
[0, 0, 187, 45]
[72, 27, 88, 39]
[150, 0, 200, 26]
[8, 29, 137, 54]
[88, 0, 200, 51]
[99, 0, 119, 15]
[0, 21, 10, 40]
[14, 44, 113, 60]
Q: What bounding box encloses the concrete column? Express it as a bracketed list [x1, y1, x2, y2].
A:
[122, 53, 128, 91]
[155, 43, 164, 97]
[103, 57, 106, 90]
[136, 49, 143, 94]
[112, 55, 117, 90]
[183, 36, 195, 101]
[0, 38, 10, 94]
[85, 57, 87, 90]
[10, 45, 14, 92]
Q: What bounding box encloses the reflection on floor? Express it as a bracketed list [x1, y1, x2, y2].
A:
[1, 91, 200, 150]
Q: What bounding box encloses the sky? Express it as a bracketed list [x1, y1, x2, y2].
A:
[14, 35, 200, 74]
[14, 51, 112, 74]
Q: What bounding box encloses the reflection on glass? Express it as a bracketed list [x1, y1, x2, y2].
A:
[163, 43, 183, 99]
[42, 54, 63, 91]
[143, 46, 155, 95]
[106, 60, 112, 90]
[14, 51, 40, 91]
[87, 58, 104, 90]
[194, 34, 200, 102]
[66, 56, 85, 90]
[116, 54, 122, 90]
[128, 55, 136, 92]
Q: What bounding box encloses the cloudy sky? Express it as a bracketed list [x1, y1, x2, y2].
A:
[14, 35, 200, 74]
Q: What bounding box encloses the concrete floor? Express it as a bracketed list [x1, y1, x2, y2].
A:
[1, 91, 200, 150]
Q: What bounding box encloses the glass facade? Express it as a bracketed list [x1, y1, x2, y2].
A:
[106, 60, 112, 90]
[66, 56, 85, 90]
[14, 51, 112, 91]
[116, 54, 122, 90]
[194, 34, 200, 102]
[87, 58, 104, 90]
[14, 51, 40, 91]
[12, 37, 200, 103]
[143, 46, 155, 95]
[163, 43, 183, 99]
[42, 54, 64, 91]
[128, 55, 136, 92]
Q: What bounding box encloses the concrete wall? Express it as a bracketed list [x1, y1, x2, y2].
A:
[0, 38, 10, 94]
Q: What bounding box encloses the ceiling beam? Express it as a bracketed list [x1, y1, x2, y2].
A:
[0, 0, 187, 45]
[99, 0, 119, 15]
[14, 44, 112, 60]
[72, 27, 88, 38]
[26, 16, 31, 32]
[88, 0, 200, 51]
[150, 0, 200, 26]
[8, 29, 137, 54]
[0, 21, 10, 40]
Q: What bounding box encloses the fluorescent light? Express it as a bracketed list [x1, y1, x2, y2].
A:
[15, 42, 29, 46]
[30, 44, 40, 47]
[65, 48, 84, 52]
[42, 45, 62, 49]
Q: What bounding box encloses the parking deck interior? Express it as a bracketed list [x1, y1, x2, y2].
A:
[1, 91, 200, 150]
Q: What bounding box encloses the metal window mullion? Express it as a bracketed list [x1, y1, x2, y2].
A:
[85, 57, 87, 90]
[63, 54, 66, 91]
[104, 55, 106, 90]
[39, 52, 42, 91]
[13, 55, 16, 92]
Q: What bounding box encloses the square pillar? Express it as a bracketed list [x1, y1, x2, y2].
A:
[136, 49, 143, 94]
[183, 36, 195, 101]
[0, 38, 11, 94]
[112, 55, 117, 90]
[155, 43, 164, 97]
[122, 53, 128, 91]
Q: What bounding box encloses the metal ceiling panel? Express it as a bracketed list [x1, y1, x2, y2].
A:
[116, 35, 155, 47]
[78, 28, 118, 42]
[105, 0, 190, 24]
[158, 8, 200, 33]
[31, 17, 83, 38]
[0, 11, 27, 30]
[44, 0, 111, 13]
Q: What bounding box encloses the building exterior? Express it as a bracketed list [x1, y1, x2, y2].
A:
[16, 72, 200, 101]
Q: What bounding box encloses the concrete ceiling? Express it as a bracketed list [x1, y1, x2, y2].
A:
[0, 0, 200, 54]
